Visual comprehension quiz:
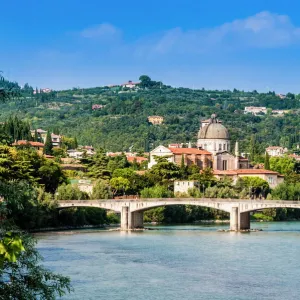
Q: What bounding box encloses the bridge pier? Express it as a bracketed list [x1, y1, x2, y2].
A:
[121, 206, 129, 230]
[121, 206, 144, 230]
[240, 212, 250, 230]
[128, 211, 144, 229]
[230, 207, 250, 231]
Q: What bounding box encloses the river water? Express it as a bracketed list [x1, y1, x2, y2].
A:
[37, 222, 300, 300]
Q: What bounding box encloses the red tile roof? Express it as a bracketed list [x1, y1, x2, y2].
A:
[127, 156, 148, 163]
[13, 140, 44, 147]
[169, 148, 212, 155]
[214, 169, 280, 175]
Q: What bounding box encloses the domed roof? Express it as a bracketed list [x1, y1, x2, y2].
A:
[198, 115, 230, 140]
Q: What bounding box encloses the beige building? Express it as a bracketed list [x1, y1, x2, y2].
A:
[244, 106, 267, 115]
[148, 116, 164, 125]
[266, 146, 288, 157]
[148, 145, 212, 169]
[213, 169, 284, 188]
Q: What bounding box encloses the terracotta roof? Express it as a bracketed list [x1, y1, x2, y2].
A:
[214, 169, 281, 175]
[13, 140, 44, 147]
[169, 148, 212, 155]
[127, 156, 148, 163]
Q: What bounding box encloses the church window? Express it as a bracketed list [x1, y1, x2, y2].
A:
[222, 160, 227, 170]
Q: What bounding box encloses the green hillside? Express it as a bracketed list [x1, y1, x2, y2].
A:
[0, 76, 299, 154]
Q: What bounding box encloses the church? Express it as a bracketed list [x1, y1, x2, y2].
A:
[148, 114, 284, 188]
[197, 114, 249, 171]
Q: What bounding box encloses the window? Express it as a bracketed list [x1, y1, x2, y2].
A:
[219, 144, 222, 150]
[222, 160, 227, 170]
[268, 177, 274, 184]
[204, 144, 207, 149]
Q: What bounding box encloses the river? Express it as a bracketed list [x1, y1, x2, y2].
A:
[37, 222, 300, 300]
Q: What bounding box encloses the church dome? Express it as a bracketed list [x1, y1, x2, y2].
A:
[198, 115, 230, 140]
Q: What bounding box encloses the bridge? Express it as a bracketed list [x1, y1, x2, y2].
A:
[57, 198, 300, 231]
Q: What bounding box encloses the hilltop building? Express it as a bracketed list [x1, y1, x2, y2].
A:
[148, 116, 164, 125]
[244, 106, 267, 115]
[30, 129, 62, 148]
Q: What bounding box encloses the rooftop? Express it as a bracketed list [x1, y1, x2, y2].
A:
[214, 169, 281, 175]
[169, 148, 212, 155]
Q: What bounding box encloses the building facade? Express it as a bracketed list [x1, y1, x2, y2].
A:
[148, 146, 212, 169]
[266, 146, 288, 157]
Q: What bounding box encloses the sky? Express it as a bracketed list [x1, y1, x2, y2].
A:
[1, 0, 300, 92]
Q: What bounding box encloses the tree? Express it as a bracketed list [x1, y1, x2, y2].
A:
[87, 151, 111, 180]
[0, 229, 72, 299]
[43, 131, 53, 155]
[139, 75, 151, 88]
[264, 152, 270, 170]
[55, 184, 89, 200]
[270, 156, 296, 175]
[149, 158, 181, 184]
[34, 129, 38, 142]
[0, 183, 72, 299]
[110, 177, 130, 195]
[92, 180, 113, 199]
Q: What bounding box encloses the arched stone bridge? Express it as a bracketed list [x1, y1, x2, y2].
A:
[57, 198, 300, 231]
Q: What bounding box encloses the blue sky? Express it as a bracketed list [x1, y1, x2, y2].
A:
[1, 0, 300, 92]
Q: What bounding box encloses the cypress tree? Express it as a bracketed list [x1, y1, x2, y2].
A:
[43, 132, 53, 155]
[74, 137, 78, 149]
[264, 152, 270, 170]
[34, 130, 38, 142]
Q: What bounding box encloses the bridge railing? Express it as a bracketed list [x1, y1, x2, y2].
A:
[57, 198, 300, 205]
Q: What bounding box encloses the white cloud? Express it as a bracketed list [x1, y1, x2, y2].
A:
[80, 23, 121, 40]
[145, 11, 300, 55]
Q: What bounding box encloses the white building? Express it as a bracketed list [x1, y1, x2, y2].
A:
[174, 181, 200, 195]
[244, 106, 267, 115]
[266, 146, 288, 157]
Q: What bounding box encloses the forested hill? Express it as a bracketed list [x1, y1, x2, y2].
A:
[0, 76, 300, 154]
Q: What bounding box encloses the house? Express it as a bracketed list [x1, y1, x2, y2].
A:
[148, 145, 213, 169]
[30, 129, 47, 142]
[266, 146, 288, 157]
[92, 104, 105, 110]
[277, 94, 286, 99]
[174, 180, 200, 195]
[12, 140, 44, 154]
[272, 110, 288, 116]
[106, 152, 147, 164]
[213, 169, 284, 188]
[148, 116, 164, 125]
[289, 154, 300, 161]
[51, 133, 62, 147]
[30, 129, 62, 147]
[67, 149, 84, 159]
[126, 156, 148, 164]
[244, 107, 267, 115]
[121, 80, 140, 89]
